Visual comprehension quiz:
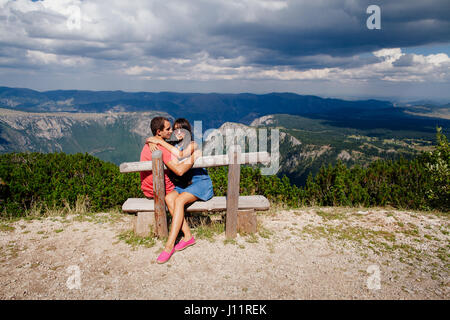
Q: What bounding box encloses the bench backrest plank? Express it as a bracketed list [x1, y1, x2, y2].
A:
[119, 151, 270, 173]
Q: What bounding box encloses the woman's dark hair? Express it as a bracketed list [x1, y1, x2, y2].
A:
[169, 118, 195, 187]
[173, 118, 192, 134]
[173, 118, 193, 149]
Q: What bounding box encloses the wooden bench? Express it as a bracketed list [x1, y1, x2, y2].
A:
[119, 145, 271, 239]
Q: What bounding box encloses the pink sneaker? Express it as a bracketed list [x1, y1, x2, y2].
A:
[174, 236, 196, 251]
[156, 247, 175, 264]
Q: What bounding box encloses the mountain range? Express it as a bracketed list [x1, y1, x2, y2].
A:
[2, 86, 448, 131]
[0, 86, 448, 186]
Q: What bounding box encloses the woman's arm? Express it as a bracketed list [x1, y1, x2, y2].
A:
[180, 141, 198, 158]
[147, 142, 159, 152]
[165, 149, 202, 176]
[146, 137, 183, 158]
[146, 137, 198, 158]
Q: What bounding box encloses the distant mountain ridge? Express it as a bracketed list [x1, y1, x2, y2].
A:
[2, 86, 448, 132]
[0, 86, 396, 129]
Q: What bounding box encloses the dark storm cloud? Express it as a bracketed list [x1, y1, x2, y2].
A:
[0, 0, 449, 96]
[206, 0, 450, 69]
[2, 0, 449, 70]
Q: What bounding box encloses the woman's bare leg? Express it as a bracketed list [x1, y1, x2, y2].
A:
[164, 192, 197, 252]
[165, 190, 191, 241]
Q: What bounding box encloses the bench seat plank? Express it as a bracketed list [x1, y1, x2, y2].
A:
[122, 195, 270, 213]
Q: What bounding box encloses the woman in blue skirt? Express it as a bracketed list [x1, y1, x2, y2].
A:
[146, 118, 213, 263]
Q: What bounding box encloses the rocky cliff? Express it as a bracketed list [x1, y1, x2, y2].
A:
[0, 108, 172, 163]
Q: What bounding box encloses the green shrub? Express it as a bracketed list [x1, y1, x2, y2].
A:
[0, 127, 448, 218]
[0, 152, 141, 217]
[299, 127, 448, 212]
[418, 127, 450, 210]
[207, 166, 304, 207]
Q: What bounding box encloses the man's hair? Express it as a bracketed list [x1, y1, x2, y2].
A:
[150, 116, 170, 136]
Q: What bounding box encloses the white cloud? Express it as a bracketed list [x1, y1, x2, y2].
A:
[26, 50, 59, 65]
[423, 53, 449, 65]
[124, 66, 155, 76]
[369, 49, 450, 82]
[26, 49, 90, 67]
[220, 0, 288, 22]
[373, 48, 404, 61]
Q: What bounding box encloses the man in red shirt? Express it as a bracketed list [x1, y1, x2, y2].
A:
[140, 116, 199, 198]
[141, 116, 205, 264]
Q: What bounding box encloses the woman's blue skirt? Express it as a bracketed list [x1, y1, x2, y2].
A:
[174, 168, 214, 201]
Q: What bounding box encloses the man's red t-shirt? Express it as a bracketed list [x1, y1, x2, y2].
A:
[140, 144, 175, 198]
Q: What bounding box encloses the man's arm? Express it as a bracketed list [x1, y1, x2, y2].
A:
[165, 149, 202, 176]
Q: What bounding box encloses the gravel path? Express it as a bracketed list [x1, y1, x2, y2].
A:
[0, 207, 448, 300]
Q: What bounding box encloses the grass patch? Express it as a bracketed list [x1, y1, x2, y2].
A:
[301, 223, 401, 254]
[258, 225, 273, 239]
[245, 233, 259, 244]
[1, 196, 124, 226]
[436, 247, 449, 263]
[72, 210, 123, 225]
[0, 223, 15, 232]
[402, 228, 420, 237]
[223, 239, 237, 246]
[316, 209, 346, 221]
[117, 230, 157, 249]
[193, 220, 224, 242]
[266, 242, 275, 253]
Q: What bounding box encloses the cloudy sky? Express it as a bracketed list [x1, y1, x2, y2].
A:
[1, 0, 449, 101]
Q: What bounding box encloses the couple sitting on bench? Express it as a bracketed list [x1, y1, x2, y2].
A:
[140, 116, 213, 264]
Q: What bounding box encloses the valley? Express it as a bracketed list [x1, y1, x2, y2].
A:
[0, 87, 448, 187]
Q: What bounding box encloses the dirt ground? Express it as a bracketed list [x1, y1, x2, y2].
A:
[0, 206, 448, 300]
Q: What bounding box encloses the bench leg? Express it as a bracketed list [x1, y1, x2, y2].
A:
[225, 146, 240, 239]
[237, 209, 257, 235]
[133, 211, 155, 237]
